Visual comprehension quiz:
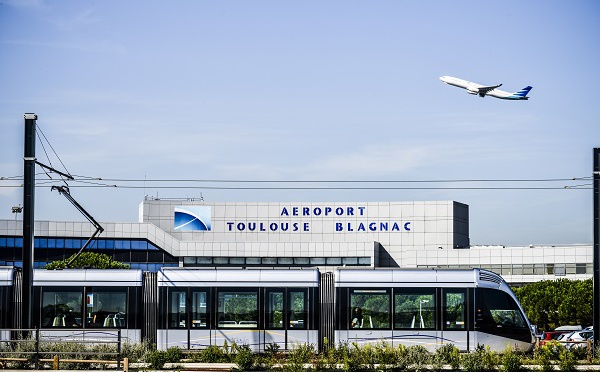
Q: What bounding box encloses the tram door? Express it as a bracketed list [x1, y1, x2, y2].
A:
[440, 289, 470, 352]
[265, 288, 310, 351]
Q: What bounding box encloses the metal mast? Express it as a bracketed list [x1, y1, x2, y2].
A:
[22, 113, 37, 330]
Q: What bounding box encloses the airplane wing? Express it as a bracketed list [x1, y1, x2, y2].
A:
[477, 84, 502, 96]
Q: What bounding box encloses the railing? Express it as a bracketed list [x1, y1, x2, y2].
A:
[0, 328, 123, 370]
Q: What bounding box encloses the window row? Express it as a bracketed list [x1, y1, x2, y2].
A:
[33, 286, 141, 329]
[183, 256, 371, 266]
[0, 236, 161, 251]
[421, 263, 592, 276]
[338, 287, 527, 332]
[161, 287, 314, 330]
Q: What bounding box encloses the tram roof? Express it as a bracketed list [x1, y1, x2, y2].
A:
[158, 267, 320, 287]
[33, 269, 143, 286]
[334, 268, 504, 288]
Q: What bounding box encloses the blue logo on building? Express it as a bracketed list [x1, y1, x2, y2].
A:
[174, 206, 212, 231]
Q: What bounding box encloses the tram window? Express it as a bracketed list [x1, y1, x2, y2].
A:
[350, 289, 390, 329]
[168, 290, 187, 328]
[394, 289, 434, 329]
[289, 290, 307, 329]
[191, 291, 208, 328]
[266, 290, 284, 329]
[41, 288, 83, 328]
[444, 290, 466, 330]
[217, 290, 258, 328]
[476, 288, 527, 329]
[85, 288, 127, 328]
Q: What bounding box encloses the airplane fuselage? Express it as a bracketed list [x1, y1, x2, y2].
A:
[440, 76, 531, 100]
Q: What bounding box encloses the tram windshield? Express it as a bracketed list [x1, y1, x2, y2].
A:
[476, 288, 531, 342]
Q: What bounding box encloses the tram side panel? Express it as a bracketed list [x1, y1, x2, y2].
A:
[334, 268, 534, 353]
[32, 269, 143, 344]
[157, 269, 320, 352]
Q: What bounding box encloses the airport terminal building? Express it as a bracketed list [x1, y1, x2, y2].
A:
[0, 198, 592, 284]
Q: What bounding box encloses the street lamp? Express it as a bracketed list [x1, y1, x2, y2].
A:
[419, 299, 429, 328]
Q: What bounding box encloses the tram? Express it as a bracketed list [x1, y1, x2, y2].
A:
[3, 267, 533, 352]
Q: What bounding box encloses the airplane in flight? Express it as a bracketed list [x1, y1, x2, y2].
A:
[440, 76, 532, 100]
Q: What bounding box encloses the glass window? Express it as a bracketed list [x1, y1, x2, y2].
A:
[85, 288, 127, 328]
[293, 257, 309, 265]
[217, 290, 258, 328]
[444, 289, 466, 330]
[196, 257, 213, 265]
[131, 240, 147, 250]
[351, 289, 391, 329]
[0, 238, 6, 247]
[35, 238, 47, 248]
[191, 291, 208, 328]
[168, 290, 187, 328]
[477, 288, 527, 330]
[41, 288, 83, 328]
[566, 264, 576, 275]
[310, 257, 326, 265]
[289, 290, 307, 329]
[545, 264, 554, 275]
[554, 265, 565, 276]
[533, 264, 545, 275]
[183, 257, 196, 265]
[278, 257, 293, 265]
[326, 257, 341, 265]
[342, 257, 358, 265]
[523, 265, 534, 275]
[230, 257, 245, 265]
[214, 257, 228, 265]
[358, 257, 371, 265]
[577, 263, 588, 274]
[394, 289, 434, 329]
[262, 257, 277, 265]
[266, 290, 284, 329]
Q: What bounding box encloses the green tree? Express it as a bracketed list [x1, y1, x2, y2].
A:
[512, 278, 592, 330]
[44, 252, 130, 270]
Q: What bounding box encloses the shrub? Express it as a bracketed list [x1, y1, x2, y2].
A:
[501, 346, 523, 372]
[165, 346, 182, 363]
[407, 345, 431, 372]
[146, 349, 167, 369]
[233, 344, 255, 371]
[436, 343, 461, 370]
[462, 345, 498, 372]
[199, 344, 228, 363]
[558, 349, 577, 372]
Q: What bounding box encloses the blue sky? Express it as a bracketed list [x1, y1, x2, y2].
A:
[1, 1, 599, 245]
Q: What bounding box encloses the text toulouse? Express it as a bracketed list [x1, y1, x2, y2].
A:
[225, 206, 411, 232]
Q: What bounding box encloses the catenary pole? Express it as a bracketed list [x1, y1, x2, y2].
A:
[594, 148, 599, 346]
[22, 113, 37, 331]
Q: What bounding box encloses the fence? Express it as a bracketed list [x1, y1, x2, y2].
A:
[0, 328, 123, 370]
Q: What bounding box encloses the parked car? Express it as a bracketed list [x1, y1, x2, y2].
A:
[541, 330, 573, 345]
[566, 329, 594, 349]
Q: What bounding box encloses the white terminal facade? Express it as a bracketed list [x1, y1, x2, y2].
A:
[0, 198, 592, 284]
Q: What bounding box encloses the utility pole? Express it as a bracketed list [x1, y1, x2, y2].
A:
[22, 113, 37, 331]
[594, 148, 599, 346]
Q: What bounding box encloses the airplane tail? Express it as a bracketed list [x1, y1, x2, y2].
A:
[512, 86, 532, 99]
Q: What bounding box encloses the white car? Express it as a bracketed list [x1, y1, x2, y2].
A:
[566, 329, 594, 349]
